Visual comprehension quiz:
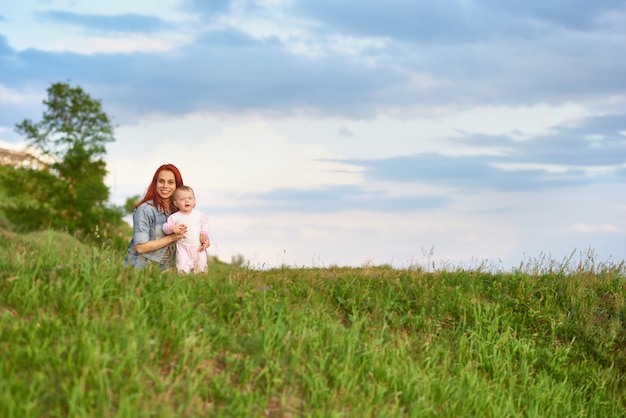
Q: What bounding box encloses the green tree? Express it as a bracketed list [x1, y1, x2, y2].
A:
[0, 166, 64, 229]
[124, 194, 141, 214]
[1, 81, 124, 239]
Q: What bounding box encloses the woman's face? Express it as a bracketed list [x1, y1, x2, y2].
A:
[156, 170, 177, 200]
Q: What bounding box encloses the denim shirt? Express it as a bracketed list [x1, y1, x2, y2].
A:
[124, 201, 175, 270]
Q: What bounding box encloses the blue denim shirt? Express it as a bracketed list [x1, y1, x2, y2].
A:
[124, 201, 175, 270]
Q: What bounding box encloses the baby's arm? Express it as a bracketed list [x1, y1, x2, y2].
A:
[199, 213, 210, 248]
[200, 215, 209, 236]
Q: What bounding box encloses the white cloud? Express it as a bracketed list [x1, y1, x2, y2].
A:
[0, 139, 22, 149]
[184, 119, 363, 192]
[204, 182, 626, 269]
[106, 116, 362, 205]
[217, 0, 390, 59]
[491, 162, 626, 176]
[209, 209, 519, 269]
[40, 35, 189, 55]
[42, 0, 183, 16]
[264, 114, 508, 160]
[436, 102, 591, 140]
[106, 108, 530, 206]
[0, 0, 191, 54]
[572, 223, 620, 233]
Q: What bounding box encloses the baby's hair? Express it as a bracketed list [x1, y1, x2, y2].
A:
[173, 185, 195, 197]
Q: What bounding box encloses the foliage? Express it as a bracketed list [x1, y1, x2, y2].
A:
[1, 230, 625, 417]
[15, 82, 113, 160]
[0, 82, 123, 240]
[124, 194, 141, 214]
[0, 165, 65, 229]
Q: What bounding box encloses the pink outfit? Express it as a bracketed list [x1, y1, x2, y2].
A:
[163, 210, 210, 273]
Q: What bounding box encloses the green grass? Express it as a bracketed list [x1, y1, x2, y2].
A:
[1, 228, 625, 417]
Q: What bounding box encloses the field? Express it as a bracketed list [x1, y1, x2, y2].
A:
[1, 228, 625, 417]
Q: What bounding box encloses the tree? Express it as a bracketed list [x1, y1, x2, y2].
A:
[1, 81, 123, 239]
[124, 195, 141, 214]
[0, 165, 63, 228]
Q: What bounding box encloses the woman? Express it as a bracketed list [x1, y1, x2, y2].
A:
[124, 164, 207, 270]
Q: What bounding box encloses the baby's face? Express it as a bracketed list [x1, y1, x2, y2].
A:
[174, 190, 196, 212]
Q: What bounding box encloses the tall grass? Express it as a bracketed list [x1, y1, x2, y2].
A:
[1, 228, 625, 417]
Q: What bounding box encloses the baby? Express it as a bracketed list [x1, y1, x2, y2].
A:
[162, 185, 210, 273]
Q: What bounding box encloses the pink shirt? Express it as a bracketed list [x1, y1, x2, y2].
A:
[162, 210, 209, 247]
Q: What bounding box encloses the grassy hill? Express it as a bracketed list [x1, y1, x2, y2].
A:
[1, 228, 625, 417]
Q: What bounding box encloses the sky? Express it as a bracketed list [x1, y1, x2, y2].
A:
[1, 0, 625, 270]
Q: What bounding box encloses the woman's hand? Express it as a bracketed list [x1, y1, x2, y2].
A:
[172, 232, 187, 242]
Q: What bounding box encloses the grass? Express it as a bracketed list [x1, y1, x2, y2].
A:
[1, 228, 625, 417]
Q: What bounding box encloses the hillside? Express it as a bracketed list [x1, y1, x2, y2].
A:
[1, 229, 625, 417]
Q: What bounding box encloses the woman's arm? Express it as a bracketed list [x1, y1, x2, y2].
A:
[135, 233, 183, 254]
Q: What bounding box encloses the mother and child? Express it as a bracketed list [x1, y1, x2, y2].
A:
[124, 164, 211, 274]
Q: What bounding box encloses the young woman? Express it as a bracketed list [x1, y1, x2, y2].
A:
[124, 164, 188, 271]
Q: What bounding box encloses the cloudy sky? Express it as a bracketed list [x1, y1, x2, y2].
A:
[1, 0, 625, 270]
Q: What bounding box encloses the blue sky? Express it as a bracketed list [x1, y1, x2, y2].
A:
[1, 0, 625, 269]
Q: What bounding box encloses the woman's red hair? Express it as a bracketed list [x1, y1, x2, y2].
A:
[135, 164, 184, 212]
